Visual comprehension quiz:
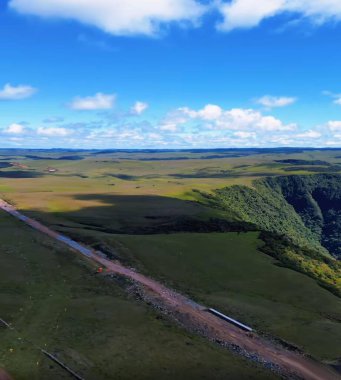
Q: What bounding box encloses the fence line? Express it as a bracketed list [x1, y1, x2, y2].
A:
[0, 317, 85, 380]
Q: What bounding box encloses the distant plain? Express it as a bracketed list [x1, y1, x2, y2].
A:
[1, 148, 341, 378]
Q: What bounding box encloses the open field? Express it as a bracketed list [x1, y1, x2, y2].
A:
[3, 2, 341, 378]
[1, 148, 341, 205]
[0, 148, 340, 232]
[0, 211, 277, 380]
[0, 148, 341, 378]
[104, 233, 341, 361]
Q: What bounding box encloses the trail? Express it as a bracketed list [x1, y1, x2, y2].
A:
[0, 199, 339, 380]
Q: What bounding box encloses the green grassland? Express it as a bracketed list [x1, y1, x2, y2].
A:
[1, 148, 341, 376]
[0, 148, 340, 231]
[103, 232, 341, 362]
[1, 149, 338, 292]
[0, 211, 276, 380]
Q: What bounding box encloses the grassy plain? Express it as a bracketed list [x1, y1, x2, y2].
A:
[1, 148, 341, 375]
[1, 148, 341, 231]
[0, 211, 276, 380]
[110, 233, 341, 361]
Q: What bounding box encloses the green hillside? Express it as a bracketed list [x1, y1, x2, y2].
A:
[199, 174, 341, 295]
[114, 233, 341, 361]
[0, 211, 276, 380]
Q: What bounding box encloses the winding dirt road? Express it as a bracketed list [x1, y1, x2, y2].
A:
[0, 199, 339, 380]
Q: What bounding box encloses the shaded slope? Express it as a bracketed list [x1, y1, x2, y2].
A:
[0, 210, 277, 380]
[1, 203, 340, 380]
[114, 233, 341, 362]
[265, 174, 341, 259]
[199, 174, 341, 295]
[204, 174, 341, 258]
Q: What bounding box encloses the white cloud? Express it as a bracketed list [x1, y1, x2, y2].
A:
[254, 115, 296, 131]
[160, 123, 178, 132]
[159, 109, 190, 132]
[160, 105, 297, 146]
[322, 90, 341, 105]
[217, 0, 341, 31]
[37, 127, 72, 137]
[217, 0, 283, 31]
[192, 106, 296, 131]
[8, 137, 24, 142]
[163, 105, 297, 136]
[87, 127, 146, 142]
[234, 131, 256, 139]
[177, 105, 223, 120]
[295, 130, 322, 139]
[69, 92, 116, 110]
[256, 95, 297, 108]
[9, 0, 341, 37]
[4, 123, 26, 134]
[131, 101, 149, 115]
[326, 120, 341, 131]
[10, 0, 206, 36]
[196, 104, 223, 120]
[148, 133, 163, 140]
[0, 83, 37, 100]
[1, 102, 333, 148]
[325, 140, 341, 146]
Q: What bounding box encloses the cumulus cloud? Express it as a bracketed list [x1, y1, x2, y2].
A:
[218, 109, 296, 131]
[37, 127, 73, 136]
[149, 104, 302, 148]
[159, 108, 190, 132]
[217, 0, 341, 31]
[174, 105, 296, 132]
[9, 0, 341, 36]
[177, 105, 223, 120]
[234, 131, 256, 139]
[131, 101, 149, 115]
[217, 0, 282, 31]
[10, 0, 206, 36]
[295, 130, 322, 139]
[4, 123, 26, 134]
[1, 102, 333, 149]
[69, 92, 116, 110]
[326, 120, 341, 131]
[256, 95, 297, 108]
[160, 123, 179, 132]
[0, 83, 37, 100]
[196, 104, 223, 120]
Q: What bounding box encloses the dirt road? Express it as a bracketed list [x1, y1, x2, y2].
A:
[0, 199, 339, 380]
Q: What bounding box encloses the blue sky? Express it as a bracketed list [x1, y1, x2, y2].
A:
[1, 0, 341, 148]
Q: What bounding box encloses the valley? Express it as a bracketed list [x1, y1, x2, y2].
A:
[0, 148, 340, 379]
